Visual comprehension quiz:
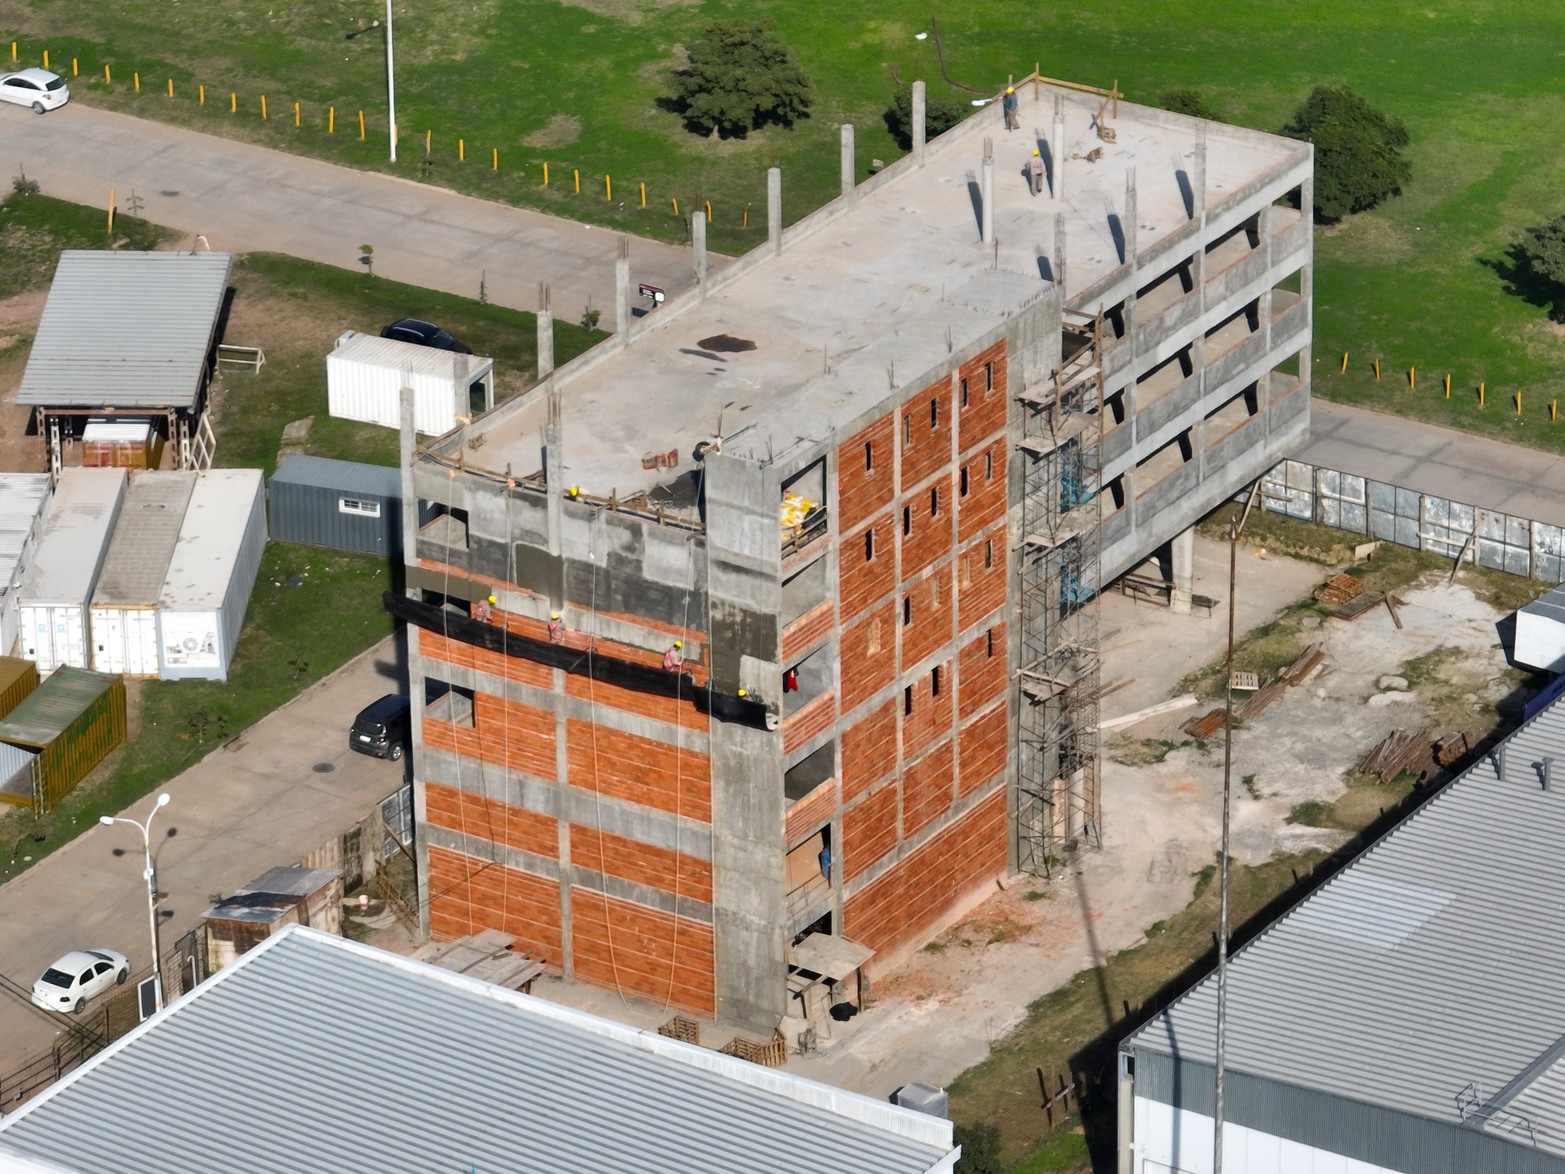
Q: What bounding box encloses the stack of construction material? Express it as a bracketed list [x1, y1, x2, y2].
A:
[1359, 728, 1432, 783]
[1314, 574, 1366, 606]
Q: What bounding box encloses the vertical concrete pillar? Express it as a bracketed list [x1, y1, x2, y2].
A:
[399, 386, 418, 593]
[544, 384, 564, 557]
[614, 238, 631, 338]
[767, 166, 783, 255]
[398, 382, 429, 936]
[981, 139, 994, 245]
[912, 80, 927, 160]
[1053, 212, 1067, 294]
[1192, 128, 1208, 225]
[1169, 525, 1196, 614]
[1051, 98, 1065, 200]
[536, 309, 555, 380]
[840, 123, 855, 197]
[1122, 167, 1138, 268]
[692, 211, 708, 289]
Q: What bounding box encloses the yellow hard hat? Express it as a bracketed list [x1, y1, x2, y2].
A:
[487, 594, 497, 604]
[1032, 148, 1040, 155]
[737, 688, 747, 698]
[550, 611, 560, 620]
[673, 640, 682, 649]
[1006, 87, 1014, 94]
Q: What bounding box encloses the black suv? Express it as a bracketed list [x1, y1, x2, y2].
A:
[349, 694, 412, 761]
[380, 319, 472, 353]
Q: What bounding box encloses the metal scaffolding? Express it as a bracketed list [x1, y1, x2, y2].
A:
[1016, 309, 1104, 876]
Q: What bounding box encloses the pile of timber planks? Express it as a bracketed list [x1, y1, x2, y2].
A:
[1182, 708, 1227, 741]
[1280, 643, 1325, 686]
[1359, 728, 1432, 783]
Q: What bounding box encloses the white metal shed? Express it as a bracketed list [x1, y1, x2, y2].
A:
[157, 469, 267, 681]
[91, 471, 197, 677]
[326, 330, 495, 437]
[16, 468, 127, 672]
[0, 474, 53, 658]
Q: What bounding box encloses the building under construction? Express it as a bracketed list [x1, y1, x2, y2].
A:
[395, 77, 1314, 1030]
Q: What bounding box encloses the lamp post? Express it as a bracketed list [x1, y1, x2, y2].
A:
[100, 793, 172, 1012]
[346, 0, 397, 162]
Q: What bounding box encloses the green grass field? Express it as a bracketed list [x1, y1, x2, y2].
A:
[4, 2, 1565, 452]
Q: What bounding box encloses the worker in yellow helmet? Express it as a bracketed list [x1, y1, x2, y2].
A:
[1003, 85, 1019, 131]
[1028, 147, 1045, 195]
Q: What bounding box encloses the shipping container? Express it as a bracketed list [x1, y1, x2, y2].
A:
[0, 656, 40, 720]
[0, 473, 53, 657]
[157, 469, 267, 682]
[82, 419, 165, 470]
[268, 455, 402, 558]
[90, 471, 197, 678]
[326, 331, 495, 437]
[202, 865, 343, 971]
[17, 468, 127, 673]
[0, 666, 126, 814]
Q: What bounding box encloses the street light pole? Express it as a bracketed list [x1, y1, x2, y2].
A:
[100, 793, 172, 1012]
[383, 0, 397, 163]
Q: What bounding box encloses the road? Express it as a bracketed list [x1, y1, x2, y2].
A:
[0, 103, 705, 331]
[0, 635, 410, 1073]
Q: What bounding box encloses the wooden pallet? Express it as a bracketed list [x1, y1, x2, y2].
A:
[718, 1030, 789, 1068]
[1332, 590, 1386, 621]
[658, 1015, 701, 1045]
[1315, 573, 1366, 606]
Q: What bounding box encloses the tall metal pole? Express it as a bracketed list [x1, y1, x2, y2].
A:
[384, 0, 397, 162]
[101, 793, 170, 1012]
[1214, 516, 1238, 1174]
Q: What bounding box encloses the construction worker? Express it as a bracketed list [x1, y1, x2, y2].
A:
[548, 611, 564, 644]
[1002, 86, 1018, 131]
[1028, 147, 1045, 196]
[664, 641, 684, 671]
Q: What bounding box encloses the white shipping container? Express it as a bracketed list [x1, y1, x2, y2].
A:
[326, 331, 495, 437]
[90, 607, 161, 676]
[1516, 584, 1565, 673]
[91, 471, 197, 678]
[157, 469, 268, 682]
[16, 468, 127, 672]
[0, 473, 52, 658]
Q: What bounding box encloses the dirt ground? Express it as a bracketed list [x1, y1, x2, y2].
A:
[0, 289, 48, 472]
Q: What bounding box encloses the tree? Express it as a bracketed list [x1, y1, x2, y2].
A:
[951, 1123, 1002, 1174]
[1159, 88, 1222, 122]
[668, 21, 811, 139]
[1281, 85, 1411, 221]
[884, 85, 968, 150]
[1497, 214, 1565, 322]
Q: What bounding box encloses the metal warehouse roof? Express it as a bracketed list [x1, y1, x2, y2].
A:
[0, 666, 117, 749]
[270, 453, 400, 498]
[16, 469, 125, 607]
[330, 329, 493, 379]
[0, 926, 955, 1174]
[0, 474, 52, 534]
[1125, 688, 1565, 1157]
[18, 250, 233, 409]
[91, 471, 196, 606]
[158, 469, 264, 611]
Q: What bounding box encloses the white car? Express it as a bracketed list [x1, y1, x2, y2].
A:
[31, 948, 130, 1013]
[0, 68, 70, 114]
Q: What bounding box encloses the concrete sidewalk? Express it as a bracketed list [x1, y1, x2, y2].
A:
[0, 104, 706, 330]
[0, 634, 411, 1071]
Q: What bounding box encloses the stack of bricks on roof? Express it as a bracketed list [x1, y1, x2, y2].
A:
[401, 81, 1314, 1031]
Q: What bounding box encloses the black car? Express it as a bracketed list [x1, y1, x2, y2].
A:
[350, 694, 412, 761]
[380, 318, 472, 354]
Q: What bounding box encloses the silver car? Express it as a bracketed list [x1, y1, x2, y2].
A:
[0, 67, 70, 114]
[32, 948, 130, 1013]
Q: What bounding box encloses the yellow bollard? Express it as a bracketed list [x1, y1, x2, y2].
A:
[199, 84, 205, 105]
[41, 49, 48, 70]
[705, 199, 713, 221]
[1479, 381, 1486, 408]
[1341, 352, 1348, 373]
[71, 58, 77, 77]
[492, 147, 498, 172]
[1373, 358, 1381, 381]
[328, 106, 335, 133]
[1553, 400, 1558, 423]
[133, 71, 140, 93]
[459, 138, 465, 162]
[573, 168, 580, 194]
[1409, 366, 1415, 391]
[260, 95, 267, 120]
[542, 161, 549, 186]
[167, 78, 173, 98]
[640, 181, 646, 208]
[672, 196, 679, 215]
[107, 188, 115, 233]
[230, 91, 236, 114]
[1517, 391, 1523, 416]
[358, 110, 365, 140]
[743, 205, 749, 228]
[9, 42, 14, 63]
[1444, 372, 1451, 399]
[294, 101, 300, 127]
[605, 174, 611, 201]
[104, 64, 110, 84]
[425, 129, 431, 156]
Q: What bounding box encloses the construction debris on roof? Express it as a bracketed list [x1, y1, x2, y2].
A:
[412, 928, 545, 992]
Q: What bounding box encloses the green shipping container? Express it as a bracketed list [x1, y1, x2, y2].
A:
[0, 666, 126, 814]
[0, 657, 39, 721]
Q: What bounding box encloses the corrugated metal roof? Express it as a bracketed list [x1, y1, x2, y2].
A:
[91, 471, 196, 606]
[269, 453, 400, 498]
[0, 474, 52, 534]
[16, 469, 126, 607]
[1125, 689, 1565, 1157]
[0, 926, 955, 1174]
[0, 666, 117, 748]
[330, 329, 493, 379]
[158, 469, 264, 610]
[18, 251, 233, 409]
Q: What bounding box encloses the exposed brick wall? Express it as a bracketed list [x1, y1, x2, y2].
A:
[842, 779, 899, 881]
[958, 622, 1007, 720]
[565, 719, 712, 821]
[841, 699, 897, 802]
[839, 512, 895, 623]
[957, 437, 1008, 544]
[424, 693, 557, 782]
[785, 777, 839, 847]
[959, 703, 1008, 798]
[563, 671, 708, 731]
[783, 690, 836, 755]
[425, 780, 558, 858]
[421, 631, 554, 690]
[901, 564, 954, 669]
[840, 602, 896, 714]
[782, 598, 835, 665]
[570, 823, 713, 904]
[900, 660, 953, 758]
[957, 342, 1009, 450]
[838, 415, 896, 533]
[842, 788, 1007, 955]
[900, 472, 956, 580]
[570, 887, 715, 1016]
[902, 738, 955, 837]
[957, 525, 1007, 629]
[899, 377, 954, 490]
[428, 845, 562, 963]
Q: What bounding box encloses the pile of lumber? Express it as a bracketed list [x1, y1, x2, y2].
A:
[1435, 731, 1472, 767]
[1315, 573, 1366, 606]
[1280, 643, 1325, 686]
[1180, 643, 1329, 741]
[1182, 708, 1227, 741]
[1236, 682, 1287, 720]
[1359, 728, 1432, 783]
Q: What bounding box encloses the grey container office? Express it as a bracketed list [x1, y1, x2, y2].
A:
[156, 469, 267, 682]
[267, 455, 402, 559]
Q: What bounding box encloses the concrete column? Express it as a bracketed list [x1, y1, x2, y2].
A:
[1122, 167, 1137, 268]
[544, 384, 564, 557]
[767, 166, 783, 255]
[840, 123, 855, 197]
[398, 382, 429, 937]
[1053, 212, 1067, 294]
[536, 309, 555, 380]
[399, 385, 418, 595]
[912, 80, 927, 160]
[692, 211, 708, 288]
[614, 238, 631, 339]
[1051, 102, 1065, 200]
[1192, 128, 1208, 225]
[1169, 525, 1195, 614]
[981, 140, 995, 244]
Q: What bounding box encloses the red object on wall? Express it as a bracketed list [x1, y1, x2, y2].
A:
[783, 668, 799, 692]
